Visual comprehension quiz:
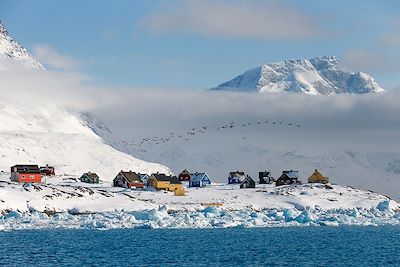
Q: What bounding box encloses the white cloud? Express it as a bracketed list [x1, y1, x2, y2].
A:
[33, 44, 81, 70]
[0, 68, 112, 110]
[139, 0, 322, 40]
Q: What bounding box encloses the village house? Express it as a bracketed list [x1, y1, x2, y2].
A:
[228, 171, 246, 184]
[178, 169, 191, 182]
[259, 171, 274, 184]
[148, 173, 171, 189]
[113, 171, 145, 189]
[148, 173, 185, 196]
[276, 170, 301, 186]
[10, 165, 42, 183]
[79, 172, 100, 184]
[308, 169, 329, 184]
[189, 172, 212, 188]
[39, 165, 55, 176]
[240, 175, 256, 188]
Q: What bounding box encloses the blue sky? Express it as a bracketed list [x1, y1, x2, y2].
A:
[1, 0, 400, 89]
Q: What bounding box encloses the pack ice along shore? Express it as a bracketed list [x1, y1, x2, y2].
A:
[0, 167, 399, 230]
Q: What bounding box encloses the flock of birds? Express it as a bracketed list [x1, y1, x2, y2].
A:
[122, 120, 302, 150]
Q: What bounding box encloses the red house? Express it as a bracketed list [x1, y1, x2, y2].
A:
[11, 165, 42, 183]
[113, 171, 144, 189]
[178, 169, 191, 182]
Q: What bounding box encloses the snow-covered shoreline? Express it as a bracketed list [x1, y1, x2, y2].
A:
[0, 175, 399, 230]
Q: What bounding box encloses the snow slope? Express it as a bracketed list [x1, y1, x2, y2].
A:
[0, 21, 44, 70]
[212, 56, 384, 95]
[0, 174, 398, 230]
[0, 102, 171, 179]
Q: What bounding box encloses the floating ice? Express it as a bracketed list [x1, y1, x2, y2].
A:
[0, 205, 399, 231]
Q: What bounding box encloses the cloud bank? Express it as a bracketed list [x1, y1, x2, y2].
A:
[1, 66, 399, 151]
[139, 0, 322, 40]
[33, 44, 81, 70]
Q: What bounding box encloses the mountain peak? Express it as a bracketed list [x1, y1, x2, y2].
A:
[0, 20, 44, 70]
[0, 20, 6, 34]
[212, 56, 384, 95]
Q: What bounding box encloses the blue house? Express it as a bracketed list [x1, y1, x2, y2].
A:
[189, 172, 212, 188]
[228, 171, 246, 184]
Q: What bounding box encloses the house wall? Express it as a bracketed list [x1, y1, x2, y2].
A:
[128, 182, 144, 189]
[308, 173, 328, 183]
[189, 181, 200, 187]
[10, 172, 19, 182]
[149, 178, 170, 190]
[113, 175, 125, 187]
[202, 177, 211, 186]
[240, 179, 255, 188]
[190, 176, 211, 187]
[179, 173, 191, 181]
[189, 178, 199, 187]
[80, 175, 88, 183]
[41, 167, 55, 176]
[276, 176, 301, 186]
[228, 177, 242, 184]
[16, 173, 42, 183]
[81, 174, 99, 184]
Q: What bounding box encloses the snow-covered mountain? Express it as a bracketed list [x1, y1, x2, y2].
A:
[212, 56, 384, 95]
[0, 21, 170, 179]
[0, 20, 44, 70]
[0, 102, 171, 179]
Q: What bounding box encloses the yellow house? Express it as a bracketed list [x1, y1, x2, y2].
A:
[308, 169, 329, 184]
[148, 173, 185, 196]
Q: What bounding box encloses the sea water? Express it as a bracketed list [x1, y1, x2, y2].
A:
[0, 226, 399, 266]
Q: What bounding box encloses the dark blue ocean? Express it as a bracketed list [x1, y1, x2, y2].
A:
[1, 226, 399, 266]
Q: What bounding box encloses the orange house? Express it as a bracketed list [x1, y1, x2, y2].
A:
[11, 165, 42, 183]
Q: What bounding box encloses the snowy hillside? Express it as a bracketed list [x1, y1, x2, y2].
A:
[0, 21, 44, 70]
[0, 102, 170, 179]
[0, 174, 398, 230]
[212, 56, 384, 95]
